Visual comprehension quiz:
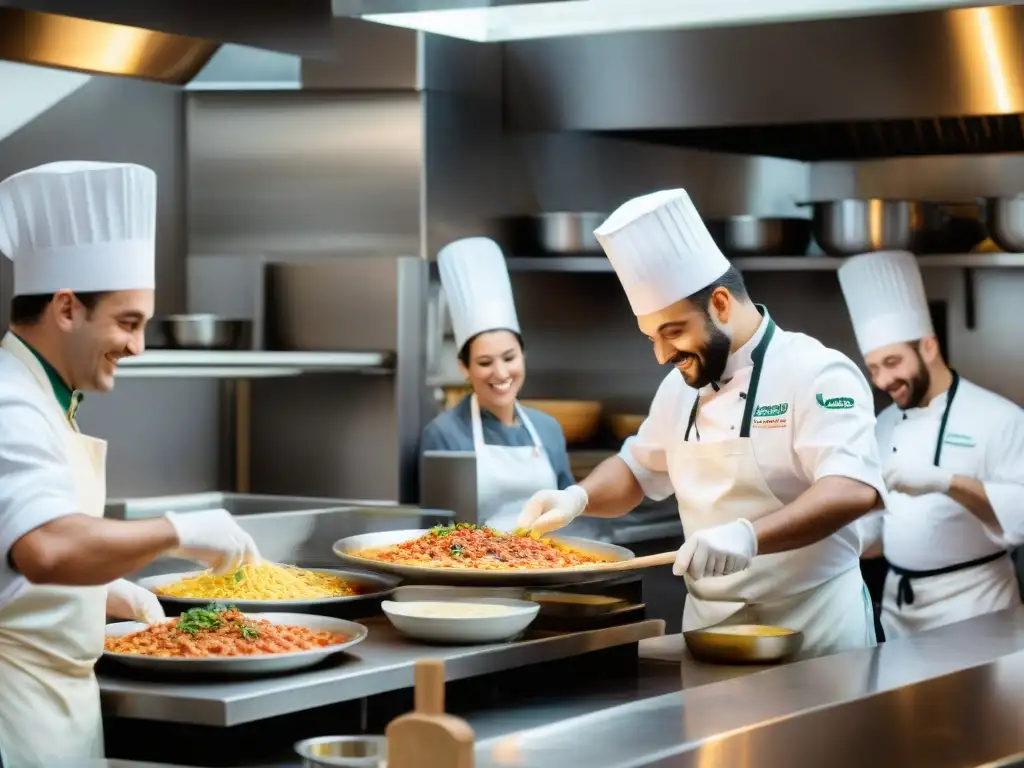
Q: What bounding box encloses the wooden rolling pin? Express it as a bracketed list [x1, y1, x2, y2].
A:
[387, 659, 475, 768]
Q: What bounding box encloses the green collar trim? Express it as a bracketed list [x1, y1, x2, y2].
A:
[13, 333, 82, 422]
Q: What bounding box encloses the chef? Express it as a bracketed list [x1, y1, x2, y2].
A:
[518, 189, 886, 657]
[0, 161, 262, 767]
[420, 237, 575, 532]
[837, 250, 1024, 639]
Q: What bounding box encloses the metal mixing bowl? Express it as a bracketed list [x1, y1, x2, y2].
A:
[981, 196, 1024, 252]
[294, 735, 387, 767]
[684, 624, 803, 664]
[805, 199, 938, 257]
[145, 314, 252, 350]
[705, 216, 812, 256]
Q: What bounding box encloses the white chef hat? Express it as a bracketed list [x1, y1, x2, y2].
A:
[837, 250, 934, 356]
[438, 237, 521, 353]
[594, 188, 730, 316]
[0, 161, 157, 296]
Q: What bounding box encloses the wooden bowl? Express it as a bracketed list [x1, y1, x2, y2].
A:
[520, 399, 602, 444]
[609, 413, 645, 441]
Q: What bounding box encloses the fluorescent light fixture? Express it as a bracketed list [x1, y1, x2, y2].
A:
[350, 0, 1015, 43]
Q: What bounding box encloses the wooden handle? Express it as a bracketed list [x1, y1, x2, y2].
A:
[585, 550, 676, 572]
[414, 659, 445, 715]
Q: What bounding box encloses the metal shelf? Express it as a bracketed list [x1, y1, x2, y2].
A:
[115, 350, 396, 379]
[506, 253, 1024, 273]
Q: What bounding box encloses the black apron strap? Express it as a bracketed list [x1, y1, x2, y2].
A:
[683, 396, 700, 442]
[890, 549, 1007, 609]
[739, 309, 777, 438]
[932, 370, 960, 467]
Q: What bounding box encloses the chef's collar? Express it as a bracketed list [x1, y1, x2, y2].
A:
[901, 386, 948, 417]
[707, 307, 769, 389]
[12, 333, 82, 422]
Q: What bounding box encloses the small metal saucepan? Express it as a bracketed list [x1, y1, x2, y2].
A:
[145, 314, 252, 351]
[294, 735, 387, 767]
[705, 216, 812, 257]
[684, 624, 803, 664]
[508, 212, 608, 255]
[801, 199, 942, 257]
[980, 196, 1024, 252]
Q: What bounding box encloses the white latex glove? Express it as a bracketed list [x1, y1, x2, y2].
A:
[165, 509, 262, 575]
[673, 519, 758, 580]
[883, 458, 953, 496]
[107, 579, 166, 624]
[516, 485, 589, 536]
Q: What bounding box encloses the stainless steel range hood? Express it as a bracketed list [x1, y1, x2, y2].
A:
[0, 0, 339, 84]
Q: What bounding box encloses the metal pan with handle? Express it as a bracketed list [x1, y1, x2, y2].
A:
[333, 529, 675, 586]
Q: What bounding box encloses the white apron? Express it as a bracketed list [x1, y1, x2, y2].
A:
[670, 319, 875, 659]
[471, 395, 559, 532]
[0, 335, 107, 767]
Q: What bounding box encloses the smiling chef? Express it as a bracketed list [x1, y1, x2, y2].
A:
[518, 189, 887, 657]
[0, 161, 261, 767]
[838, 250, 1024, 639]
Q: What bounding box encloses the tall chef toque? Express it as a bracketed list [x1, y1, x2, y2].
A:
[438, 237, 521, 352]
[594, 188, 731, 316]
[837, 250, 934, 356]
[0, 161, 157, 296]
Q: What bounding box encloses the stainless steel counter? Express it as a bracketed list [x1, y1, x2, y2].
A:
[100, 618, 664, 726]
[474, 606, 1024, 767]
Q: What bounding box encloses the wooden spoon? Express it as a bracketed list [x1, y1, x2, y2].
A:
[386, 659, 475, 768]
[577, 550, 677, 573]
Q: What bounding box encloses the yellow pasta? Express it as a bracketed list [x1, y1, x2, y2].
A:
[156, 563, 360, 601]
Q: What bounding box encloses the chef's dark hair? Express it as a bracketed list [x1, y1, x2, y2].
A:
[9, 292, 108, 325]
[686, 266, 748, 310]
[458, 329, 525, 366]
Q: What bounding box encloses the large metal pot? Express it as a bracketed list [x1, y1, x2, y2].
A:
[804, 199, 940, 257]
[508, 212, 608, 254]
[981, 196, 1024, 252]
[705, 216, 812, 256]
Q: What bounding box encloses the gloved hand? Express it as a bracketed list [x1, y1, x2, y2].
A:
[673, 518, 758, 580]
[106, 579, 166, 624]
[883, 458, 953, 496]
[516, 485, 589, 536]
[165, 509, 262, 575]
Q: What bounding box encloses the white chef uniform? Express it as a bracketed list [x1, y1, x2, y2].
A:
[436, 237, 559, 532]
[0, 161, 156, 767]
[838, 250, 1024, 639]
[595, 189, 884, 658]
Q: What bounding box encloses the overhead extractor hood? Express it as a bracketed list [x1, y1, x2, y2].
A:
[336, 0, 1010, 42]
[0, 0, 338, 85]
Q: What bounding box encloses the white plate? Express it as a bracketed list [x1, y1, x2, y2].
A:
[103, 612, 368, 676]
[381, 598, 539, 644]
[137, 568, 399, 611]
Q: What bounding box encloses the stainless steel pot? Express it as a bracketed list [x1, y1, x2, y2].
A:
[803, 199, 939, 257]
[145, 314, 252, 350]
[705, 216, 812, 256]
[511, 212, 608, 254]
[294, 735, 387, 767]
[981, 196, 1024, 252]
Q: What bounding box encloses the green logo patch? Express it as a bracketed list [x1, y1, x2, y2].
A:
[753, 402, 789, 418]
[943, 432, 977, 448]
[816, 393, 855, 410]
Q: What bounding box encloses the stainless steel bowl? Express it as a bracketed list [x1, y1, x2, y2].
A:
[511, 212, 608, 254]
[145, 314, 252, 350]
[683, 624, 803, 664]
[981, 196, 1024, 252]
[705, 216, 812, 256]
[294, 736, 387, 767]
[804, 199, 938, 257]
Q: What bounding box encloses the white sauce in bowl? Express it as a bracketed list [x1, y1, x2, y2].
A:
[388, 601, 519, 619]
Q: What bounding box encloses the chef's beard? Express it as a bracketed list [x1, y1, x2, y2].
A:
[671, 314, 732, 389]
[892, 351, 931, 410]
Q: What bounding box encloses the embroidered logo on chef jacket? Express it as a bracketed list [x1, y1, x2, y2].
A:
[943, 431, 977, 449]
[752, 401, 789, 429]
[816, 393, 855, 410]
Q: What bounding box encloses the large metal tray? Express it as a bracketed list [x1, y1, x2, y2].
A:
[103, 613, 368, 677]
[137, 568, 400, 613]
[333, 529, 637, 586]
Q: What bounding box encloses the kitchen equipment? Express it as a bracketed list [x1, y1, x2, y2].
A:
[683, 624, 803, 664]
[520, 399, 602, 444]
[386, 659, 475, 768]
[333, 529, 673, 585]
[136, 568, 401, 613]
[511, 212, 608, 254]
[609, 413, 645, 441]
[705, 216, 812, 256]
[981, 196, 1024, 252]
[526, 591, 630, 618]
[294, 736, 387, 768]
[381, 598, 540, 644]
[103, 613, 368, 676]
[802, 199, 939, 256]
[145, 314, 252, 350]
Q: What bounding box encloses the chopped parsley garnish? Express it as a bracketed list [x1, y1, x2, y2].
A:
[176, 603, 258, 639]
[449, 543, 464, 558]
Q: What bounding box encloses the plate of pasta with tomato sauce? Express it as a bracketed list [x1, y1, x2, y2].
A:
[333, 524, 637, 586]
[103, 604, 368, 675]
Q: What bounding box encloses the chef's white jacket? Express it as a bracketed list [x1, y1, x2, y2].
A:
[619, 317, 887, 580]
[0, 350, 79, 607]
[871, 378, 1024, 570]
